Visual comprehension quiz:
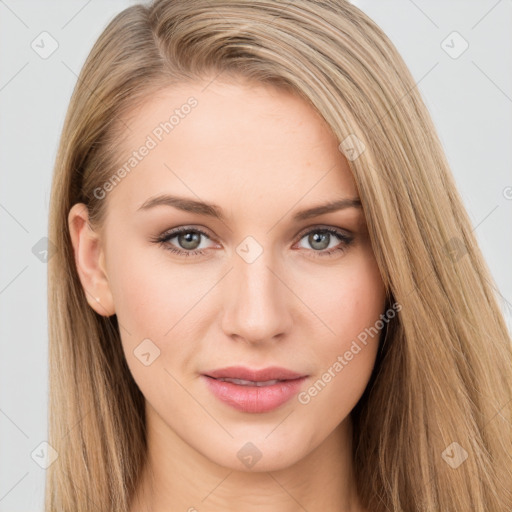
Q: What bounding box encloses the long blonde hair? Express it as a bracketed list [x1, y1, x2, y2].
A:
[46, 1, 512, 510]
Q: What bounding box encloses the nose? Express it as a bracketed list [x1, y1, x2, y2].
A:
[220, 246, 293, 345]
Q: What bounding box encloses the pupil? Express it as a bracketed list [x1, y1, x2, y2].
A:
[176, 231, 332, 252]
[179, 232, 200, 250]
[310, 232, 329, 250]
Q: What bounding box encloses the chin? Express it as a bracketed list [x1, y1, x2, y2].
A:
[198, 430, 314, 473]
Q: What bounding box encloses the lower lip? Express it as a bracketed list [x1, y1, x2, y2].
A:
[201, 375, 308, 413]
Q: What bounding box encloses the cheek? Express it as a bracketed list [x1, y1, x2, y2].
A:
[308, 250, 385, 341]
[105, 244, 208, 377]
[108, 239, 209, 336]
[301, 250, 385, 399]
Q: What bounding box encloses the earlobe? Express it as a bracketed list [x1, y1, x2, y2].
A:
[67, 203, 115, 317]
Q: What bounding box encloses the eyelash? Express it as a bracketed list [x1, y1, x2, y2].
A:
[151, 226, 353, 259]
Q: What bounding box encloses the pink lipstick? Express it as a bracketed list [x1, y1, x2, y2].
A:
[201, 366, 308, 413]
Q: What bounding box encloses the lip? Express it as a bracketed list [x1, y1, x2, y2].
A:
[203, 365, 307, 382]
[201, 366, 309, 413]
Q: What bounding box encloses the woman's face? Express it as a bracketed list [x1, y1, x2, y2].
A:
[71, 77, 386, 472]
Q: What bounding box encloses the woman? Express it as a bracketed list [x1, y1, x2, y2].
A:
[46, 0, 512, 511]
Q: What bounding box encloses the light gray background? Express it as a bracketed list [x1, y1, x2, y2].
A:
[1, 0, 511, 510]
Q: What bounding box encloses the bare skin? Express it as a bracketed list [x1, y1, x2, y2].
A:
[68, 75, 384, 512]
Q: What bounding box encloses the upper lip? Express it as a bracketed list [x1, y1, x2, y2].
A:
[203, 366, 307, 382]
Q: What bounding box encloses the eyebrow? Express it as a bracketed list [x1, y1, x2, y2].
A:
[136, 194, 362, 222]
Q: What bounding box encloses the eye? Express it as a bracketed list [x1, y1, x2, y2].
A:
[151, 227, 216, 257]
[295, 227, 353, 258]
[151, 225, 353, 258]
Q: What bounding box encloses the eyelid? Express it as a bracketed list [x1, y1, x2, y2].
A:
[157, 225, 217, 241]
[155, 224, 351, 246]
[152, 223, 353, 260]
[295, 223, 352, 239]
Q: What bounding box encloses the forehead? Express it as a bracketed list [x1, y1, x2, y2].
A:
[106, 79, 359, 217]
[121, 78, 335, 149]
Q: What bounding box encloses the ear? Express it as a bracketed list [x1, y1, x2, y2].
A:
[68, 203, 115, 317]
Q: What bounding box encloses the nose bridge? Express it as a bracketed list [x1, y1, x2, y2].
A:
[221, 237, 292, 343]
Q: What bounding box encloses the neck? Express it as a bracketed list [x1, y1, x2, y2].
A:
[130, 402, 366, 512]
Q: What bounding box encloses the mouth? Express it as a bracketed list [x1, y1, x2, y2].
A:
[210, 377, 287, 387]
[200, 366, 308, 413]
[202, 365, 307, 382]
